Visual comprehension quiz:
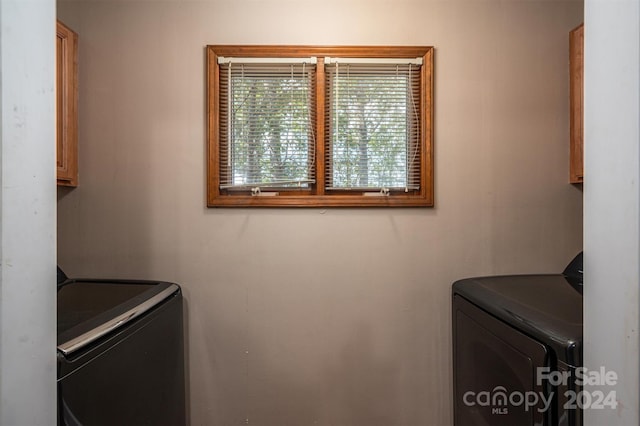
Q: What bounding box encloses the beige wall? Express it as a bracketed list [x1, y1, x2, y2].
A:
[56, 1, 583, 425]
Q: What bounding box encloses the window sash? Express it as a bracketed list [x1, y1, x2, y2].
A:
[218, 61, 317, 190]
[324, 62, 422, 191]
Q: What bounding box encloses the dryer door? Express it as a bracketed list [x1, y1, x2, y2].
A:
[453, 295, 549, 426]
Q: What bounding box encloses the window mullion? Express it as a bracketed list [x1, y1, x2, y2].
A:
[315, 57, 326, 196]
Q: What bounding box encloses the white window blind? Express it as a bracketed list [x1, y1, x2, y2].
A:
[218, 59, 316, 189]
[325, 60, 422, 191]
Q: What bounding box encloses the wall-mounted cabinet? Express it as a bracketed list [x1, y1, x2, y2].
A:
[569, 23, 583, 184]
[56, 20, 78, 187]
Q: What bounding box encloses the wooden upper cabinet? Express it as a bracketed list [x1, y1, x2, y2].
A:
[569, 23, 583, 184]
[56, 20, 78, 187]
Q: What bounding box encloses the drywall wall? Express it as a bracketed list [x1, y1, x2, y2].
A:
[56, 1, 583, 424]
[584, 0, 639, 424]
[0, 0, 57, 424]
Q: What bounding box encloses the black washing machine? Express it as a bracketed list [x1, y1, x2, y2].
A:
[57, 267, 186, 425]
[452, 254, 583, 426]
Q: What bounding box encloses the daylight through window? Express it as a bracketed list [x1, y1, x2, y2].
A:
[218, 58, 317, 189]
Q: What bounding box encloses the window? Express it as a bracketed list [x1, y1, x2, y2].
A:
[207, 46, 434, 207]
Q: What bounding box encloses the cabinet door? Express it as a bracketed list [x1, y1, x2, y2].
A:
[569, 24, 583, 183]
[56, 20, 78, 187]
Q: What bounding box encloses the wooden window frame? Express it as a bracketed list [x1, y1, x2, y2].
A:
[207, 45, 434, 207]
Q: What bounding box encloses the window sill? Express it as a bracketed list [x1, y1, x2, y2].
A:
[207, 194, 434, 207]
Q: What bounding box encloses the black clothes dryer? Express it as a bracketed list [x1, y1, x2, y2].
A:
[452, 254, 583, 426]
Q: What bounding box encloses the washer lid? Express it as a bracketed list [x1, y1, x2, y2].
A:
[452, 274, 582, 367]
[57, 279, 180, 356]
